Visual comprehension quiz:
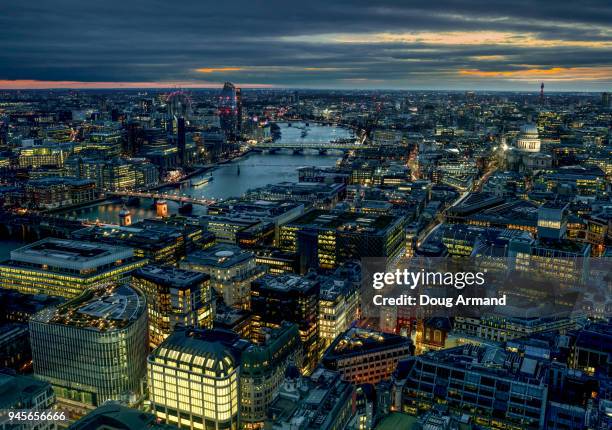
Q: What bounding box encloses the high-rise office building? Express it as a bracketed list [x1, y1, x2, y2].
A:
[166, 91, 192, 120]
[235, 87, 242, 137]
[0, 238, 146, 299]
[29, 285, 148, 416]
[132, 265, 214, 348]
[219, 82, 241, 141]
[279, 210, 406, 269]
[177, 116, 186, 166]
[251, 274, 320, 374]
[180, 244, 264, 310]
[125, 121, 145, 156]
[148, 328, 241, 430]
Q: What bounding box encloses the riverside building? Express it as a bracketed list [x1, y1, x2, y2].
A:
[0, 238, 146, 299]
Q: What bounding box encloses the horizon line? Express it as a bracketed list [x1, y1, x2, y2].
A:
[0, 86, 608, 94]
[0, 79, 610, 93]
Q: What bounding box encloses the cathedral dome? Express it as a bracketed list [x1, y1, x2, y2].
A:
[516, 123, 541, 153]
[520, 123, 538, 135]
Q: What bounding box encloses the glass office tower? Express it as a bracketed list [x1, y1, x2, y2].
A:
[29, 285, 149, 416]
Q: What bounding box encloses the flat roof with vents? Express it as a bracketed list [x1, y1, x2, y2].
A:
[10, 238, 134, 271]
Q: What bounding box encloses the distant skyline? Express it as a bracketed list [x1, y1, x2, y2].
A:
[1, 1, 611, 91]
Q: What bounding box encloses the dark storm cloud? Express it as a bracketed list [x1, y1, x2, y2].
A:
[0, 0, 610, 89]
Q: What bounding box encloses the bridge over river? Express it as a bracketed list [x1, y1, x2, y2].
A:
[253, 141, 376, 153]
[105, 191, 216, 206]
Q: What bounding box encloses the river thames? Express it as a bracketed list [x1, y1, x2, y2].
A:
[59, 122, 353, 224]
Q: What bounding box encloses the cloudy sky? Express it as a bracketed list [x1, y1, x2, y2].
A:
[1, 0, 611, 90]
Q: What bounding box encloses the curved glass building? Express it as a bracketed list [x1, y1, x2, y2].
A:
[148, 328, 240, 430]
[29, 284, 149, 416]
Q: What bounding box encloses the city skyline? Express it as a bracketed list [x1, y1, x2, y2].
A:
[1, 1, 611, 91]
[0, 2, 611, 427]
[0, 77, 610, 429]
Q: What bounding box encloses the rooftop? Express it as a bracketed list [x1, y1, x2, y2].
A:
[135, 265, 209, 289]
[253, 274, 318, 292]
[8, 238, 134, 271]
[71, 220, 188, 251]
[182, 244, 254, 269]
[208, 198, 304, 218]
[324, 327, 412, 360]
[27, 176, 95, 187]
[287, 209, 399, 232]
[375, 413, 419, 430]
[32, 284, 146, 331]
[268, 368, 352, 430]
[68, 403, 177, 430]
[150, 328, 245, 376]
[412, 344, 547, 384]
[535, 238, 590, 254]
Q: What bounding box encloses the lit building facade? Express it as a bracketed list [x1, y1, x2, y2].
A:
[515, 123, 541, 153]
[251, 274, 320, 374]
[148, 328, 240, 430]
[18, 144, 67, 168]
[321, 328, 413, 385]
[509, 235, 591, 287]
[181, 244, 264, 310]
[0, 238, 146, 299]
[454, 312, 584, 343]
[29, 285, 148, 416]
[537, 202, 568, 240]
[218, 82, 241, 141]
[279, 210, 406, 270]
[253, 248, 301, 275]
[318, 279, 359, 351]
[132, 265, 214, 348]
[396, 345, 548, 430]
[71, 218, 205, 266]
[24, 177, 97, 209]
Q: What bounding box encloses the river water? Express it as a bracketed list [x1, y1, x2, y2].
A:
[0, 239, 24, 260]
[59, 122, 352, 224]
